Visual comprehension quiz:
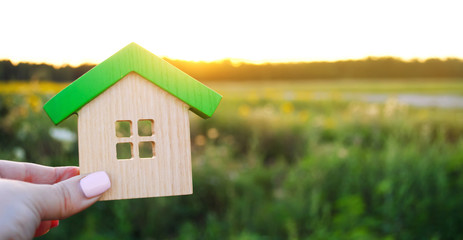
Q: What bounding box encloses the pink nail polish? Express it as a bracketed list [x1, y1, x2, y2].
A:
[79, 171, 111, 198]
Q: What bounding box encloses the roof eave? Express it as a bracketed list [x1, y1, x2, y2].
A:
[43, 43, 222, 124]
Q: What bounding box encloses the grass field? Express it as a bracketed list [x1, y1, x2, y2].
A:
[207, 78, 463, 95]
[1, 79, 463, 239]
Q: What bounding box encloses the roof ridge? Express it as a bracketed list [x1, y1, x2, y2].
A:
[43, 43, 222, 124]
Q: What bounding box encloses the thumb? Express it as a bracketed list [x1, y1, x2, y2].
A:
[32, 171, 111, 220]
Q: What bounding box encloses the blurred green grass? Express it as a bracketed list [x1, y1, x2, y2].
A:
[1, 79, 463, 240]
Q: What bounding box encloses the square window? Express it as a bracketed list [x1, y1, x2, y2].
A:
[138, 119, 154, 136]
[139, 141, 155, 158]
[116, 120, 132, 137]
[116, 142, 132, 159]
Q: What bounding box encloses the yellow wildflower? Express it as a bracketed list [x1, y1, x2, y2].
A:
[247, 91, 259, 103]
[27, 94, 42, 112]
[298, 110, 310, 122]
[323, 117, 336, 129]
[280, 102, 294, 114]
[238, 104, 251, 117]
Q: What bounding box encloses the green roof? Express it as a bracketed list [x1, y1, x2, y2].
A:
[43, 43, 222, 124]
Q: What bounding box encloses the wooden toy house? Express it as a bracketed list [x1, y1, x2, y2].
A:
[44, 43, 222, 200]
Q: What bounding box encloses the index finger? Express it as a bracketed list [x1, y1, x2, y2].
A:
[0, 160, 79, 184]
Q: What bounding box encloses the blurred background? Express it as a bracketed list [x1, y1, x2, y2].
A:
[1, 0, 463, 239]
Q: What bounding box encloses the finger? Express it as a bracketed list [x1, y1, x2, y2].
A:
[0, 160, 79, 184]
[33, 220, 59, 237]
[33, 220, 51, 238]
[31, 171, 111, 220]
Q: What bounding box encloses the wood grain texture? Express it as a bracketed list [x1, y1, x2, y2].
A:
[44, 42, 222, 124]
[78, 72, 192, 200]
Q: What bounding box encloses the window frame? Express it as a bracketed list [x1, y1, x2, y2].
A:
[115, 119, 156, 160]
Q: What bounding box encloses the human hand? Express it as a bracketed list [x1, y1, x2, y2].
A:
[0, 160, 111, 239]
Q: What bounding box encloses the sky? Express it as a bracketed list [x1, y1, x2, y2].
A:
[1, 0, 462, 66]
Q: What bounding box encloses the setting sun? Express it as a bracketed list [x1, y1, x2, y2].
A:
[1, 0, 463, 65]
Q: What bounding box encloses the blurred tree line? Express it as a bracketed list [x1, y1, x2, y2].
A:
[0, 60, 94, 82]
[1, 57, 463, 82]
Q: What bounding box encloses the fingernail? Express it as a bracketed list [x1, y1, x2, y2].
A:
[79, 171, 111, 198]
[50, 220, 59, 229]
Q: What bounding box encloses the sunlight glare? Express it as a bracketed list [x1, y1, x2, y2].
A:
[0, 0, 462, 65]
